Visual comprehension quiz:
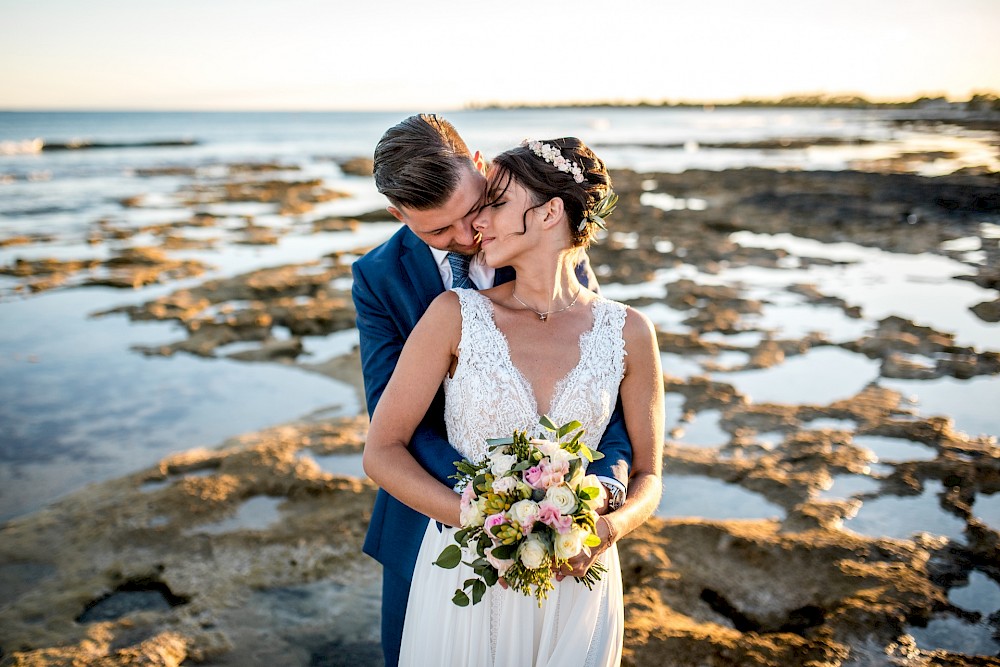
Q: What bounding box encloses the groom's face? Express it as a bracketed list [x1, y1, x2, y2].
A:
[387, 164, 486, 255]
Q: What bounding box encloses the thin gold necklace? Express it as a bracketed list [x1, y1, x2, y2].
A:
[511, 288, 581, 322]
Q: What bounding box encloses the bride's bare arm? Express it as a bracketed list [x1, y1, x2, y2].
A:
[561, 307, 664, 576]
[362, 291, 464, 528]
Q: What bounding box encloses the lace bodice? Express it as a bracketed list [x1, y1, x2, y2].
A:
[444, 289, 627, 464]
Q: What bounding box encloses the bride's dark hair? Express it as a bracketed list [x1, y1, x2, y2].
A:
[484, 138, 612, 248]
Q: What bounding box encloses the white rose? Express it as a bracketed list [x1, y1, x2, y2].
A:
[509, 499, 541, 528]
[544, 485, 578, 514]
[531, 439, 556, 455]
[518, 535, 548, 569]
[553, 527, 585, 560]
[548, 446, 573, 466]
[460, 497, 486, 527]
[490, 453, 518, 477]
[491, 476, 517, 494]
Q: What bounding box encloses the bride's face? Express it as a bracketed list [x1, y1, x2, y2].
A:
[472, 172, 539, 268]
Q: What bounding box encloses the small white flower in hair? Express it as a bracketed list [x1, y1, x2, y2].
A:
[521, 139, 587, 183]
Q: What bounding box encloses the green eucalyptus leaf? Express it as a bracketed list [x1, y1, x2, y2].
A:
[556, 420, 582, 438]
[471, 580, 487, 605]
[434, 545, 462, 569]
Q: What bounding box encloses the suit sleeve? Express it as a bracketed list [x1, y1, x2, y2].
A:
[579, 255, 632, 487]
[588, 397, 631, 488]
[352, 261, 465, 485]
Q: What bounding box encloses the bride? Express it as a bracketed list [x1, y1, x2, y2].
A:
[363, 137, 664, 666]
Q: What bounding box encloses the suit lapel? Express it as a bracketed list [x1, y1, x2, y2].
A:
[494, 266, 516, 287]
[400, 228, 445, 318]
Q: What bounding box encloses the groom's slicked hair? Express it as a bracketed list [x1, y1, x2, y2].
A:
[373, 114, 474, 210]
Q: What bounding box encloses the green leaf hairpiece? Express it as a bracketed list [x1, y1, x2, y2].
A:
[579, 191, 618, 232]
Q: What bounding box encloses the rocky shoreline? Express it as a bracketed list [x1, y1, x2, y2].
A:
[1, 159, 999, 665]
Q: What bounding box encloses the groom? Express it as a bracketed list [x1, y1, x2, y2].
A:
[352, 114, 632, 666]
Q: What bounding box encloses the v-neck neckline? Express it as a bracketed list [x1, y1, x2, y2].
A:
[474, 291, 600, 418]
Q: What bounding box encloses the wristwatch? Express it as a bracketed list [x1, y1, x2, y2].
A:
[603, 482, 625, 511]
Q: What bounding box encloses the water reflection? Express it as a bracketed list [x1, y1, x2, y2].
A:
[715, 347, 880, 406]
[844, 480, 966, 542]
[658, 474, 783, 521]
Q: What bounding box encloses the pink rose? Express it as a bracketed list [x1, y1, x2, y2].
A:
[484, 512, 506, 532]
[460, 483, 477, 514]
[537, 501, 573, 534]
[523, 465, 544, 489]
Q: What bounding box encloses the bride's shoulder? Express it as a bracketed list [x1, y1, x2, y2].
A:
[618, 303, 656, 347]
[421, 290, 464, 332]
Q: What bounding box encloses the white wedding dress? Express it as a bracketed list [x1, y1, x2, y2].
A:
[398, 288, 627, 667]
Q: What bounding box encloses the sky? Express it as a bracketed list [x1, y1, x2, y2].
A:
[1, 0, 998, 111]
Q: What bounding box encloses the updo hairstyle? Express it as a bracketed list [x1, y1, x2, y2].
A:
[485, 137, 612, 247]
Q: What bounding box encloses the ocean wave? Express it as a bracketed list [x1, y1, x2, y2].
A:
[0, 138, 198, 156]
[0, 139, 44, 156]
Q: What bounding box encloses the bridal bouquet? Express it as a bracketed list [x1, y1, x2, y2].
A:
[434, 416, 608, 606]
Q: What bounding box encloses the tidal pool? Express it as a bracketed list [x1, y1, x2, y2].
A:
[843, 480, 967, 542]
[658, 474, 783, 521]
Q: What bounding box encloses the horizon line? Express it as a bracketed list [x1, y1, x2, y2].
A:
[2, 90, 998, 115]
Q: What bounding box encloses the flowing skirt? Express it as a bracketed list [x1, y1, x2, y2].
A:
[398, 521, 624, 667]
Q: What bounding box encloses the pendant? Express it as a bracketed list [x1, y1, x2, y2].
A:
[539, 313, 548, 322]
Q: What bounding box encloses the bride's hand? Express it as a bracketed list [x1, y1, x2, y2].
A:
[555, 516, 615, 580]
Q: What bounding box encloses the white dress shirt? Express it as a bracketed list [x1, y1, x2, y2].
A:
[429, 247, 495, 290]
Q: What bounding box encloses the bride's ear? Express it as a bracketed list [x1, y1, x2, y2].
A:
[539, 197, 565, 230]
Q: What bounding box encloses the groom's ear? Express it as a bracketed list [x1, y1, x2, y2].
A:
[472, 150, 486, 176]
[386, 205, 405, 223]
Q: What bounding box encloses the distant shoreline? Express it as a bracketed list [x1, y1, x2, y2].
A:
[465, 92, 1000, 112]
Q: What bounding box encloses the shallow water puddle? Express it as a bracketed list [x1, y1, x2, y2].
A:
[657, 474, 783, 521]
[804, 418, 857, 431]
[664, 393, 685, 430]
[299, 451, 366, 479]
[817, 473, 882, 501]
[907, 614, 1000, 656]
[661, 353, 706, 379]
[881, 376, 1000, 440]
[700, 330, 766, 347]
[843, 480, 967, 542]
[746, 302, 871, 341]
[714, 346, 880, 405]
[671, 410, 729, 448]
[851, 435, 937, 462]
[193, 495, 283, 534]
[140, 467, 216, 492]
[300, 327, 360, 359]
[728, 231, 998, 350]
[972, 493, 1000, 529]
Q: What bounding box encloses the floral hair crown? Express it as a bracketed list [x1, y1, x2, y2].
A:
[521, 139, 586, 183]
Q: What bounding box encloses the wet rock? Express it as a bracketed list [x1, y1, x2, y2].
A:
[0, 234, 55, 247]
[0, 418, 376, 666]
[0, 248, 210, 293]
[97, 261, 355, 359]
[337, 157, 374, 177]
[311, 216, 360, 233]
[971, 298, 1000, 323]
[844, 315, 1000, 379]
[181, 179, 350, 216]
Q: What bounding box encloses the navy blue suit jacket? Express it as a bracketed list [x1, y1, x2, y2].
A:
[353, 225, 632, 583]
